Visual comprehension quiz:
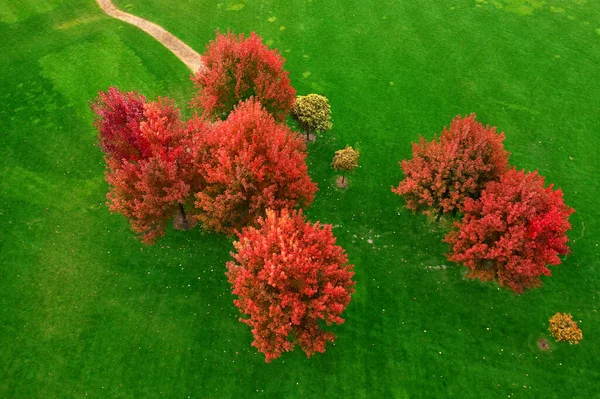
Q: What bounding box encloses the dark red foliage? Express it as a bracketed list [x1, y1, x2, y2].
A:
[392, 114, 510, 217]
[103, 98, 204, 244]
[194, 98, 317, 234]
[445, 168, 574, 293]
[226, 209, 355, 362]
[191, 31, 295, 121]
[91, 87, 150, 162]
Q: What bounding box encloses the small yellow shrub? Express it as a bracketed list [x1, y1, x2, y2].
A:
[292, 94, 332, 134]
[332, 146, 360, 173]
[548, 313, 582, 344]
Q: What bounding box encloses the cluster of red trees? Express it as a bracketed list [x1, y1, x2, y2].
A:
[92, 36, 314, 243]
[92, 29, 574, 362]
[92, 32, 354, 362]
[394, 114, 573, 293]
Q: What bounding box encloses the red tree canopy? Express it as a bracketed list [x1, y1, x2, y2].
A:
[104, 98, 205, 244]
[226, 209, 355, 362]
[392, 114, 510, 218]
[194, 98, 317, 234]
[445, 168, 574, 293]
[91, 87, 150, 163]
[190, 31, 296, 121]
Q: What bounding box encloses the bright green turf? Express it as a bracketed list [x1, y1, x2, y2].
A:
[2, 0, 600, 397]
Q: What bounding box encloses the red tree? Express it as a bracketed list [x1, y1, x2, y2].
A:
[194, 98, 317, 234]
[90, 87, 150, 162]
[191, 31, 296, 121]
[99, 97, 205, 244]
[392, 114, 510, 218]
[445, 168, 574, 293]
[226, 209, 355, 362]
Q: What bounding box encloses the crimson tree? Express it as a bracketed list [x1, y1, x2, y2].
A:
[226, 209, 355, 362]
[392, 114, 510, 218]
[92, 89, 203, 244]
[194, 98, 317, 234]
[445, 168, 574, 293]
[191, 31, 295, 121]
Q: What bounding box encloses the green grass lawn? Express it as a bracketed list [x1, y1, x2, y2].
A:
[2, 0, 599, 397]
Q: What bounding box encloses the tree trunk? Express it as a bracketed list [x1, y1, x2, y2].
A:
[306, 127, 312, 141]
[435, 210, 443, 223]
[178, 202, 190, 230]
[341, 174, 346, 184]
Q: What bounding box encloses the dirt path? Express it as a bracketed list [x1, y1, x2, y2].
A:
[96, 0, 204, 73]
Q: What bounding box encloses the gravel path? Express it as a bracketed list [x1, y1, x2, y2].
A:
[96, 0, 204, 73]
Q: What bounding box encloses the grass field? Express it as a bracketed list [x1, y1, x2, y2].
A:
[1, 0, 599, 397]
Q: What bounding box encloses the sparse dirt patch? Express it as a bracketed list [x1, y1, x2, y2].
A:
[173, 213, 198, 230]
[335, 176, 348, 189]
[302, 132, 317, 143]
[424, 265, 448, 270]
[537, 338, 550, 351]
